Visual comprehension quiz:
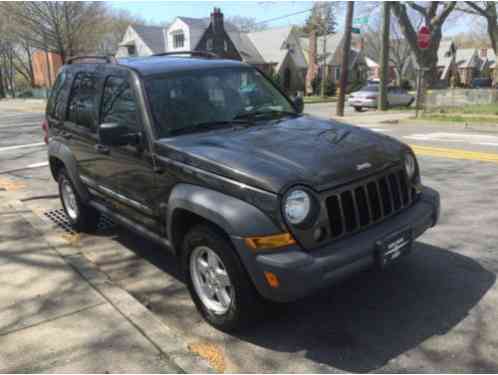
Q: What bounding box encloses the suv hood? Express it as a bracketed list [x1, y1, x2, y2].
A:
[155, 115, 406, 193]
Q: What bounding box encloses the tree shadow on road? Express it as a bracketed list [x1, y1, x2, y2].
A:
[233, 242, 495, 372]
[98, 227, 495, 372]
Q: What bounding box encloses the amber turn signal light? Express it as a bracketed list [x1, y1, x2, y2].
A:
[264, 271, 280, 288]
[244, 232, 296, 250]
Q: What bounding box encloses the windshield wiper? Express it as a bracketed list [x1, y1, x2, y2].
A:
[233, 110, 299, 121]
[168, 120, 249, 136]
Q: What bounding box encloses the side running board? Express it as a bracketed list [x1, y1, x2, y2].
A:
[89, 200, 173, 252]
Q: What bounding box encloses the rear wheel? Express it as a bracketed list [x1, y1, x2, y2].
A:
[58, 170, 100, 232]
[182, 224, 263, 332]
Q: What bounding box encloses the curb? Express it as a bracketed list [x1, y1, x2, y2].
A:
[8, 199, 215, 374]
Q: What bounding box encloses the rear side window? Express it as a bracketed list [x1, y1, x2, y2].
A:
[47, 71, 66, 120]
[100, 76, 139, 132]
[67, 72, 98, 131]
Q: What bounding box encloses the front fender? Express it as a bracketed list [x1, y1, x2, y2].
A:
[167, 183, 281, 241]
[48, 140, 90, 203]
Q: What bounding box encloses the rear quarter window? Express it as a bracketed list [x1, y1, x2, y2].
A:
[46, 71, 67, 120]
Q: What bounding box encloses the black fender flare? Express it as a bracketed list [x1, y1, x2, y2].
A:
[48, 140, 90, 203]
[167, 183, 281, 246]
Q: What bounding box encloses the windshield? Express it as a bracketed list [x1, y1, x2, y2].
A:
[359, 85, 379, 92]
[146, 67, 296, 137]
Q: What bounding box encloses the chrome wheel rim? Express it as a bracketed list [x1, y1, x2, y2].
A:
[190, 246, 233, 315]
[61, 179, 78, 221]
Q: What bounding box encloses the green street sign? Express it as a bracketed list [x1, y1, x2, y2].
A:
[353, 16, 369, 25]
[352, 27, 361, 34]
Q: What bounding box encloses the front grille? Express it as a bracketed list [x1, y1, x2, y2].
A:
[325, 168, 415, 240]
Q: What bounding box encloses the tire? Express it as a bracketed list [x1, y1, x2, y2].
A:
[58, 170, 100, 232]
[354, 106, 363, 112]
[182, 224, 263, 332]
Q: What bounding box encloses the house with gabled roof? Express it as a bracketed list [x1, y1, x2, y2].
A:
[116, 8, 309, 94]
[116, 25, 166, 57]
[300, 32, 368, 93]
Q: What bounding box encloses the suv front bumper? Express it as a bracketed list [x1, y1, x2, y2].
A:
[232, 186, 440, 302]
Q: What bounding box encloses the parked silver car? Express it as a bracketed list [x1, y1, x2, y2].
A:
[348, 85, 414, 111]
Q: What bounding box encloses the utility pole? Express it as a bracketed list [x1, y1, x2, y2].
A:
[320, 31, 327, 98]
[336, 1, 354, 117]
[378, 2, 390, 111]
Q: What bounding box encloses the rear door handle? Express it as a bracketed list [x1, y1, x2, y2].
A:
[61, 132, 72, 140]
[94, 144, 110, 154]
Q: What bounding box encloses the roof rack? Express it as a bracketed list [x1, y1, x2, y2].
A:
[66, 55, 117, 65]
[151, 51, 220, 59]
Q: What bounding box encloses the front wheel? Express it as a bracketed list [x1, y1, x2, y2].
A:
[182, 224, 263, 332]
[58, 170, 100, 232]
[354, 106, 363, 112]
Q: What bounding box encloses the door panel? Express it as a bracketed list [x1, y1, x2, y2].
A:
[97, 74, 159, 229]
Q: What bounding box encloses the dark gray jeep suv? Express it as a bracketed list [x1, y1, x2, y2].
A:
[45, 53, 440, 331]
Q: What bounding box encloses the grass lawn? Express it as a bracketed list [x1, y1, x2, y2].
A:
[303, 96, 337, 104]
[428, 104, 498, 116]
[419, 114, 498, 124]
[420, 103, 498, 124]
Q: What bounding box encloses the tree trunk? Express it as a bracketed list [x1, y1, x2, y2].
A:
[0, 68, 5, 98]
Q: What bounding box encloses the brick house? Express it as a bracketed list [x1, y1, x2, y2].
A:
[32, 50, 62, 88]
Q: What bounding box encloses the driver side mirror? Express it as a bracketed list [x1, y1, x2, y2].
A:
[98, 123, 140, 146]
[292, 95, 304, 114]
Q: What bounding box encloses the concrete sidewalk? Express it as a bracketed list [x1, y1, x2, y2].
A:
[0, 201, 212, 373]
[0, 99, 46, 113]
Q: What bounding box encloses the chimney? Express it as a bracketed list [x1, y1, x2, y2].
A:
[480, 48, 488, 58]
[211, 7, 224, 33]
[305, 30, 318, 95]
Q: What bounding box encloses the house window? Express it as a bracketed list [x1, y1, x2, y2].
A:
[173, 32, 185, 48]
[127, 45, 136, 56]
[206, 38, 213, 51]
[335, 67, 341, 81]
[224, 40, 228, 52]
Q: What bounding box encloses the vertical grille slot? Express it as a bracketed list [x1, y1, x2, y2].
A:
[367, 182, 382, 221]
[340, 190, 357, 232]
[389, 173, 402, 210]
[379, 177, 392, 215]
[354, 186, 370, 226]
[327, 195, 344, 236]
[325, 168, 415, 242]
[398, 170, 410, 206]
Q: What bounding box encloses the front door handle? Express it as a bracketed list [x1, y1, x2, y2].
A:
[94, 144, 110, 155]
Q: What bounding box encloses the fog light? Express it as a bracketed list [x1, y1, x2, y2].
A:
[264, 272, 280, 288]
[313, 226, 326, 242]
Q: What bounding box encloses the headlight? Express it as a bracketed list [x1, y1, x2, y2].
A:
[284, 189, 311, 225]
[404, 152, 416, 180]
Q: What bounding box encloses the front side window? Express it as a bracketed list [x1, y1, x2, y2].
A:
[146, 67, 296, 137]
[101, 76, 139, 132]
[67, 72, 98, 131]
[173, 32, 185, 48]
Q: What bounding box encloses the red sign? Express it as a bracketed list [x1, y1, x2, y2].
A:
[417, 26, 431, 50]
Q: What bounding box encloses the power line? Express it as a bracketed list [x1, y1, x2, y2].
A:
[253, 3, 337, 26]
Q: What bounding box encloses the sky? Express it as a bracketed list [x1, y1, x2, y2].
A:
[110, 1, 313, 27]
[109, 1, 463, 35]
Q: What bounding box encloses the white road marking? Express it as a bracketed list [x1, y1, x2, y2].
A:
[0, 142, 45, 152]
[0, 122, 41, 127]
[26, 161, 49, 168]
[0, 113, 43, 119]
[355, 124, 391, 132]
[404, 132, 498, 147]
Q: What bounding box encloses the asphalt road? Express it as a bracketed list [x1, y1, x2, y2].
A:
[1, 105, 498, 372]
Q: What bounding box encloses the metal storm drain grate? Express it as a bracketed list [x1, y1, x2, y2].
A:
[43, 208, 115, 234]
